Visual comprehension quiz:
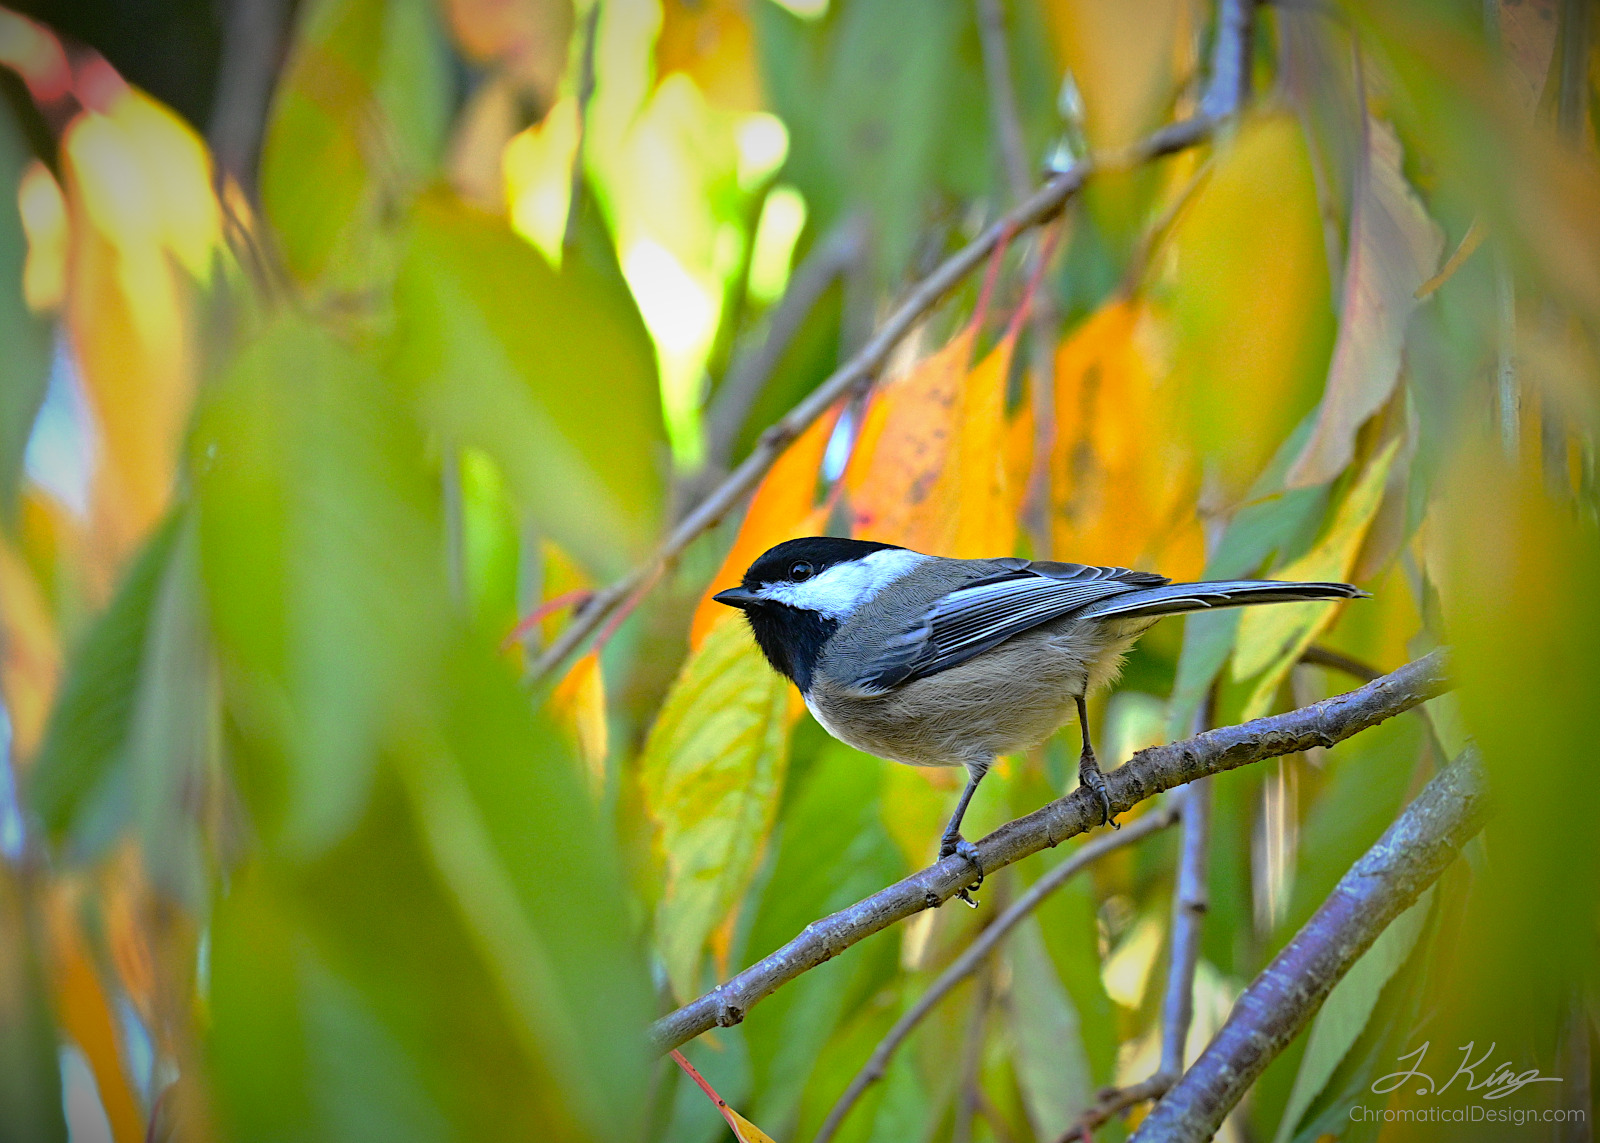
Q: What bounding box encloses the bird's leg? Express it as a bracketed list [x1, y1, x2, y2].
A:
[1076, 694, 1118, 829]
[938, 763, 988, 904]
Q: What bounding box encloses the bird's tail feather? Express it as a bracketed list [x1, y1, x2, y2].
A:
[1077, 579, 1365, 622]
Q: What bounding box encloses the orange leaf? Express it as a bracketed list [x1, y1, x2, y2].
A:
[954, 331, 1019, 558]
[690, 406, 838, 649]
[1051, 300, 1202, 577]
[551, 650, 608, 796]
[846, 326, 976, 553]
[48, 890, 145, 1143]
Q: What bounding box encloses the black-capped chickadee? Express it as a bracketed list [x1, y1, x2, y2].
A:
[714, 537, 1363, 878]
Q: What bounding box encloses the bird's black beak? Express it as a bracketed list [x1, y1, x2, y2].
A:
[713, 586, 761, 609]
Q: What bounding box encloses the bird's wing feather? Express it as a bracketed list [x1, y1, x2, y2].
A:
[847, 562, 1167, 693]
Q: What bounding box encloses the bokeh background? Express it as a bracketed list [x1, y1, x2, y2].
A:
[0, 0, 1596, 1141]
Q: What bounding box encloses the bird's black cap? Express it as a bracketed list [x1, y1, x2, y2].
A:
[738, 536, 903, 590]
[712, 536, 903, 692]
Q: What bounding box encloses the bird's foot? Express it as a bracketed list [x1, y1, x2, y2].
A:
[938, 835, 984, 907]
[1079, 752, 1119, 829]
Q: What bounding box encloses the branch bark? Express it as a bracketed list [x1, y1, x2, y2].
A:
[648, 650, 1449, 1053]
[813, 802, 1181, 1143]
[1130, 745, 1489, 1141]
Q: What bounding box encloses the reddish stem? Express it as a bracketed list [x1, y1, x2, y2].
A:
[670, 1049, 744, 1137]
[592, 563, 663, 654]
[501, 588, 595, 652]
[971, 220, 1016, 339]
[1006, 220, 1064, 342]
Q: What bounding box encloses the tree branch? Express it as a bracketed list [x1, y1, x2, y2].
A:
[529, 115, 1220, 682]
[648, 650, 1449, 1053]
[1161, 777, 1212, 1078]
[813, 802, 1181, 1143]
[1130, 745, 1489, 1141]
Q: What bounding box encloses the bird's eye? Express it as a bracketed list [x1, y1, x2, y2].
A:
[789, 561, 815, 581]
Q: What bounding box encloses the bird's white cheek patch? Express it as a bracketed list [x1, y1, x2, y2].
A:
[764, 548, 928, 617]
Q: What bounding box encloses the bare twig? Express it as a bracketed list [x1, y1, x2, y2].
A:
[1161, 779, 1212, 1077]
[562, 1, 600, 254]
[1200, 0, 1257, 121]
[648, 650, 1449, 1053]
[1299, 643, 1382, 683]
[975, 0, 1031, 202]
[530, 114, 1221, 683]
[703, 215, 868, 469]
[951, 964, 996, 1143]
[207, 0, 293, 195]
[1129, 746, 1489, 1141]
[813, 805, 1181, 1143]
[1054, 1074, 1176, 1143]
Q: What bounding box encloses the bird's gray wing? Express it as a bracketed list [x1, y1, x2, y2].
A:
[847, 561, 1168, 694]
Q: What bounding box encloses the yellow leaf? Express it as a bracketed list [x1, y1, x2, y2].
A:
[1165, 112, 1335, 496]
[1041, 0, 1188, 150]
[1233, 439, 1400, 718]
[551, 651, 608, 797]
[692, 406, 837, 649]
[848, 324, 1024, 558]
[726, 1107, 779, 1143]
[847, 326, 974, 552]
[61, 88, 222, 565]
[657, 0, 763, 114]
[1050, 300, 1202, 577]
[641, 615, 790, 1001]
[953, 332, 1018, 558]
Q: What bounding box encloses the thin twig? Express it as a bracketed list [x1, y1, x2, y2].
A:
[1055, 1074, 1176, 1143]
[813, 805, 1182, 1143]
[1160, 706, 1215, 1079]
[530, 114, 1220, 683]
[207, 0, 293, 196]
[648, 650, 1449, 1054]
[704, 215, 868, 469]
[950, 963, 996, 1143]
[1130, 747, 1489, 1141]
[975, 0, 1031, 202]
[1299, 644, 1382, 683]
[562, 1, 600, 254]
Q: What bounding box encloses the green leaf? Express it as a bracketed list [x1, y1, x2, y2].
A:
[0, 868, 67, 1143]
[1007, 915, 1095, 1139]
[754, 0, 966, 281]
[124, 515, 215, 907]
[28, 513, 181, 847]
[642, 615, 791, 1003]
[1272, 888, 1434, 1142]
[0, 102, 51, 525]
[211, 641, 652, 1143]
[193, 316, 447, 857]
[742, 741, 904, 1134]
[394, 193, 664, 575]
[260, 0, 450, 285]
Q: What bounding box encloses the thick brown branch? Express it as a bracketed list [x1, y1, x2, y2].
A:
[813, 803, 1181, 1143]
[1130, 745, 1489, 1141]
[647, 650, 1449, 1053]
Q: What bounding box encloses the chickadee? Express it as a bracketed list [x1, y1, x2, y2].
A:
[714, 537, 1363, 877]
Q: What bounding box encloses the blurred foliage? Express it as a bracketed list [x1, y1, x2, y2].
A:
[1, 1, 1597, 1142]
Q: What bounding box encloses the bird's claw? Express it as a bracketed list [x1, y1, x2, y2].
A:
[1079, 755, 1119, 830]
[939, 835, 984, 906]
